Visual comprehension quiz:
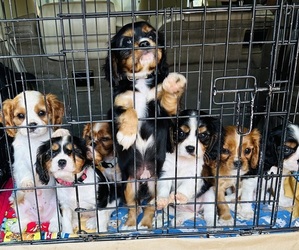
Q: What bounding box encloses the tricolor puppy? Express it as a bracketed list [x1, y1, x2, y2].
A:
[104, 21, 186, 228]
[157, 109, 220, 226]
[262, 123, 299, 207]
[209, 126, 260, 224]
[1, 90, 64, 233]
[83, 122, 121, 182]
[36, 134, 119, 233]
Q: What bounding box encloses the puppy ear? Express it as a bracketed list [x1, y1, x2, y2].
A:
[82, 123, 91, 139]
[250, 128, 261, 169]
[104, 51, 119, 86]
[35, 142, 50, 185]
[1, 99, 17, 137]
[46, 94, 64, 129]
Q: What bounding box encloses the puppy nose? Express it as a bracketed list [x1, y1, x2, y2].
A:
[139, 40, 150, 47]
[58, 159, 67, 169]
[28, 122, 37, 132]
[233, 160, 242, 169]
[186, 145, 195, 154]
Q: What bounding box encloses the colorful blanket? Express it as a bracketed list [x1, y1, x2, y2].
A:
[1, 177, 299, 243]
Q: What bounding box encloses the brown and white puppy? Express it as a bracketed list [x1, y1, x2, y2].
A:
[208, 126, 260, 225]
[104, 21, 186, 229]
[0, 90, 64, 233]
[83, 122, 121, 182]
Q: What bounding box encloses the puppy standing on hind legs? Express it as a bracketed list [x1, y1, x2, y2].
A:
[0, 90, 64, 233]
[104, 21, 186, 229]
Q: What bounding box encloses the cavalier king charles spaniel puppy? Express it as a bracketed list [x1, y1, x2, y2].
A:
[261, 123, 299, 208]
[0, 90, 64, 233]
[157, 109, 221, 227]
[35, 130, 119, 233]
[104, 21, 186, 229]
[83, 122, 121, 182]
[206, 125, 260, 225]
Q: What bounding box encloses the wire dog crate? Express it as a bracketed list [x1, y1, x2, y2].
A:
[1, 0, 299, 246]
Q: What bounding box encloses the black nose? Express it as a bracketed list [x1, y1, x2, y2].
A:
[139, 40, 150, 47]
[58, 159, 67, 169]
[28, 122, 37, 132]
[186, 145, 195, 154]
[233, 160, 242, 169]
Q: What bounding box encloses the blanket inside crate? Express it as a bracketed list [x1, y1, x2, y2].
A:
[1, 176, 299, 243]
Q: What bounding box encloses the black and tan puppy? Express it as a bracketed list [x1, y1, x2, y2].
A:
[104, 21, 186, 229]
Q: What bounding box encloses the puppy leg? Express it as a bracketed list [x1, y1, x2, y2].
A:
[61, 207, 74, 233]
[202, 187, 218, 227]
[139, 199, 155, 229]
[278, 176, 294, 207]
[159, 72, 186, 116]
[124, 181, 138, 228]
[238, 177, 257, 220]
[216, 181, 234, 225]
[114, 91, 138, 150]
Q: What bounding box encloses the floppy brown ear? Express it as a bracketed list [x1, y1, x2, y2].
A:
[1, 99, 17, 137]
[250, 128, 261, 169]
[46, 94, 64, 130]
[82, 123, 92, 139]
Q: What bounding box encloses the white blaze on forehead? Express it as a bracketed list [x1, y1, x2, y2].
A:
[18, 91, 44, 110]
[189, 116, 198, 135]
[93, 123, 104, 133]
[234, 131, 240, 159]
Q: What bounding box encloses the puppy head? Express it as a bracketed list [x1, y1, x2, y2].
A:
[104, 21, 168, 85]
[265, 123, 299, 172]
[82, 122, 113, 164]
[36, 135, 88, 184]
[174, 109, 220, 160]
[1, 91, 64, 138]
[220, 126, 260, 176]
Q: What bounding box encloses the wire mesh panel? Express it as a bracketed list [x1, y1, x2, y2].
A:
[0, 0, 299, 245]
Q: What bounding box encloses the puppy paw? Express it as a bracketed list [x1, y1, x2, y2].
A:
[279, 196, 294, 208]
[116, 131, 137, 150]
[85, 217, 97, 230]
[162, 72, 186, 97]
[218, 217, 234, 226]
[238, 205, 254, 220]
[156, 197, 169, 210]
[175, 192, 188, 204]
[20, 178, 34, 191]
[117, 109, 138, 150]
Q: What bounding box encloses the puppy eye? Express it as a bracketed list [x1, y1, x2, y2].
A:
[122, 37, 133, 47]
[198, 132, 208, 142]
[178, 130, 186, 139]
[283, 146, 294, 155]
[244, 148, 252, 155]
[17, 113, 25, 119]
[101, 137, 111, 142]
[221, 148, 230, 155]
[38, 110, 46, 117]
[147, 31, 156, 40]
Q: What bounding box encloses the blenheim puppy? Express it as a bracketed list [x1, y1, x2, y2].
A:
[104, 21, 186, 228]
[262, 123, 299, 208]
[208, 126, 260, 224]
[83, 122, 121, 182]
[36, 133, 119, 233]
[157, 109, 220, 226]
[1, 90, 64, 233]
